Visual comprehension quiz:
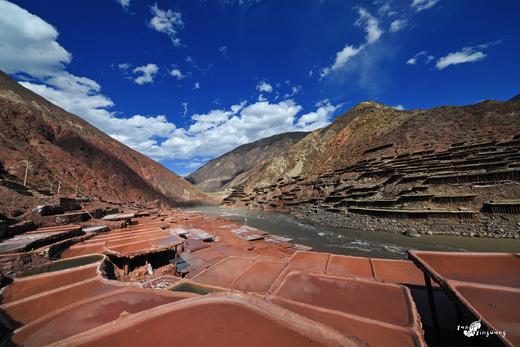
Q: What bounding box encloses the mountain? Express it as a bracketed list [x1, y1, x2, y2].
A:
[0, 70, 212, 217]
[186, 132, 308, 192]
[509, 92, 520, 103]
[232, 97, 520, 190]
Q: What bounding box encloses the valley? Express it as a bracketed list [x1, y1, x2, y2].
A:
[1, 68, 519, 347]
[203, 97, 520, 240]
[2, 1, 520, 345]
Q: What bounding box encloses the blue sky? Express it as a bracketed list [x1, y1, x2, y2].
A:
[1, 0, 519, 176]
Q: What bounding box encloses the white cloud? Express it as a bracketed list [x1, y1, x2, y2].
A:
[18, 78, 183, 159]
[230, 100, 247, 113]
[408, 41, 499, 70]
[116, 0, 130, 9]
[411, 0, 440, 12]
[130, 100, 300, 161]
[321, 8, 382, 78]
[132, 63, 158, 85]
[149, 4, 183, 46]
[185, 56, 197, 68]
[219, 45, 229, 58]
[256, 81, 273, 93]
[378, 2, 391, 16]
[169, 68, 185, 79]
[193, 82, 200, 89]
[0, 0, 71, 78]
[392, 104, 404, 110]
[181, 102, 188, 117]
[189, 109, 234, 133]
[256, 81, 274, 101]
[101, 97, 339, 164]
[476, 39, 502, 49]
[185, 160, 206, 170]
[151, 99, 312, 161]
[321, 45, 360, 78]
[19, 75, 114, 128]
[118, 62, 131, 70]
[435, 47, 486, 70]
[22, 79, 340, 166]
[283, 85, 302, 99]
[377, 2, 398, 16]
[296, 99, 341, 131]
[390, 19, 408, 32]
[406, 51, 434, 65]
[356, 8, 383, 44]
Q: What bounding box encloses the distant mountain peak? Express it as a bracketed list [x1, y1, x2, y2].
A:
[186, 131, 308, 192]
[509, 92, 520, 103]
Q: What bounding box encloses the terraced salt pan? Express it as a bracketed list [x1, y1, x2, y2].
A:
[409, 251, 520, 346]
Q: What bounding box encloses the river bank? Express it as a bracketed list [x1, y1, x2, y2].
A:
[184, 206, 520, 259]
[290, 205, 520, 238]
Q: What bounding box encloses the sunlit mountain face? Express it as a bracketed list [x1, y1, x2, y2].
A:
[1, 0, 519, 176]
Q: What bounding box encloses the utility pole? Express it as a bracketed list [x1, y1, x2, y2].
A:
[75, 184, 78, 197]
[23, 160, 29, 187]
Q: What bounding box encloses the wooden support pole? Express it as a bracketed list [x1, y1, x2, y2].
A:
[424, 272, 440, 329]
[455, 303, 464, 326]
[23, 160, 29, 187]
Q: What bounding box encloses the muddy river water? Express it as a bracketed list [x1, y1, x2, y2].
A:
[185, 206, 520, 259]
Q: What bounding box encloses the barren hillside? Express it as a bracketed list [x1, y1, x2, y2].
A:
[0, 70, 212, 218]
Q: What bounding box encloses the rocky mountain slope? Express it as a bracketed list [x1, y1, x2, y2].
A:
[186, 132, 307, 192]
[241, 96, 520, 190]
[220, 94, 520, 239]
[0, 70, 211, 218]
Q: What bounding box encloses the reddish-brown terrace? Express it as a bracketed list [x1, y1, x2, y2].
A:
[60, 219, 179, 259]
[0, 252, 367, 346]
[409, 250, 520, 346]
[0, 209, 517, 346]
[46, 293, 363, 347]
[0, 225, 82, 254]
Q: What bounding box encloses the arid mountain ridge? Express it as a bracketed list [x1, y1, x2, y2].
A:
[2, 65, 519, 217]
[0, 70, 211, 218]
[186, 132, 308, 192]
[195, 93, 520, 193]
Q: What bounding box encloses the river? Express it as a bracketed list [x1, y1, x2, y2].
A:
[184, 206, 520, 259]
